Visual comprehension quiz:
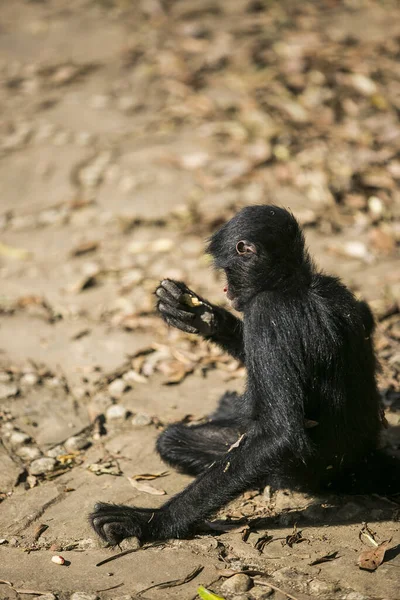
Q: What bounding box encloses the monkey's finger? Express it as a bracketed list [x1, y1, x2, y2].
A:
[158, 279, 193, 301]
[162, 314, 199, 334]
[158, 301, 196, 323]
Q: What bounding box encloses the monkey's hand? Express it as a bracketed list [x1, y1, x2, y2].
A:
[155, 279, 217, 336]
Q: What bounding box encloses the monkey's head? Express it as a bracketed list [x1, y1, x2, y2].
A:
[207, 205, 311, 311]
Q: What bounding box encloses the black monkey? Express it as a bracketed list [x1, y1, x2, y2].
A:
[90, 205, 399, 545]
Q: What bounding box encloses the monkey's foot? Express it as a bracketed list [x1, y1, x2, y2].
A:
[89, 502, 157, 545]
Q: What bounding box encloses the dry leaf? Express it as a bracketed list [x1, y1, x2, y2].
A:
[309, 551, 339, 565]
[130, 472, 168, 481]
[128, 477, 166, 495]
[70, 240, 99, 257]
[357, 539, 391, 571]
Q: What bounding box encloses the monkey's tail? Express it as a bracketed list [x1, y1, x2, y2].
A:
[338, 450, 400, 497]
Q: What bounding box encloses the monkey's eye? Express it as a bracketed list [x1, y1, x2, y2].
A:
[236, 240, 257, 255]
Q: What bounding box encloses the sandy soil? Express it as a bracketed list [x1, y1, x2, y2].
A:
[0, 1, 399, 599]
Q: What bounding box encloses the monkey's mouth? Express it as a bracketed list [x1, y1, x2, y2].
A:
[224, 284, 240, 310]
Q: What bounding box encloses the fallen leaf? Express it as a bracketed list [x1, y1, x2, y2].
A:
[285, 524, 308, 548]
[198, 586, 226, 600]
[309, 551, 340, 565]
[130, 472, 169, 481]
[128, 478, 166, 495]
[70, 240, 99, 257]
[357, 539, 391, 571]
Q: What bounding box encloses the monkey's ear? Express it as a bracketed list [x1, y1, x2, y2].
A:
[236, 240, 257, 255]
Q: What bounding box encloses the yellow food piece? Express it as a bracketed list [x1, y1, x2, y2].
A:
[182, 293, 202, 307]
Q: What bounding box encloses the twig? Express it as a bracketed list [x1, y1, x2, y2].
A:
[0, 579, 50, 596]
[95, 541, 164, 566]
[255, 579, 300, 600]
[134, 564, 203, 597]
[96, 582, 124, 592]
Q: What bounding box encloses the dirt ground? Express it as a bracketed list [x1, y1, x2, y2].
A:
[0, 1, 399, 599]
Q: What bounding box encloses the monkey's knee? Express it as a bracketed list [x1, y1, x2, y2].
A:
[156, 423, 186, 463]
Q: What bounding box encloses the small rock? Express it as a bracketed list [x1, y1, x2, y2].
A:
[131, 413, 152, 426]
[76, 538, 97, 550]
[16, 446, 42, 461]
[71, 386, 87, 401]
[65, 435, 91, 452]
[251, 585, 274, 598]
[108, 378, 126, 399]
[343, 592, 370, 600]
[221, 574, 252, 594]
[38, 594, 57, 600]
[308, 578, 338, 595]
[10, 430, 31, 447]
[0, 372, 11, 382]
[106, 404, 127, 421]
[20, 372, 39, 386]
[47, 445, 66, 458]
[45, 377, 63, 388]
[29, 457, 57, 475]
[0, 382, 18, 399]
[70, 594, 98, 600]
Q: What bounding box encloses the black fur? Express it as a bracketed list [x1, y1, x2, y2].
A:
[90, 205, 399, 546]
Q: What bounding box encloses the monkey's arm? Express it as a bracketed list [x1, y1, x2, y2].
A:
[155, 279, 244, 362]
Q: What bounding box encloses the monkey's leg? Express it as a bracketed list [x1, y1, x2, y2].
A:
[90, 432, 285, 545]
[156, 279, 244, 362]
[156, 420, 242, 476]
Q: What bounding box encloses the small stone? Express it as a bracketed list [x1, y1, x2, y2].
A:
[16, 446, 42, 461]
[131, 413, 152, 426]
[65, 435, 91, 452]
[46, 445, 66, 458]
[343, 593, 369, 600]
[108, 378, 126, 399]
[308, 578, 338, 595]
[106, 404, 127, 421]
[51, 555, 65, 565]
[71, 386, 87, 401]
[29, 457, 56, 475]
[10, 430, 31, 447]
[76, 538, 97, 550]
[0, 372, 11, 382]
[221, 574, 252, 594]
[0, 382, 18, 399]
[38, 594, 57, 600]
[20, 372, 39, 386]
[45, 377, 63, 388]
[251, 585, 274, 598]
[70, 593, 99, 600]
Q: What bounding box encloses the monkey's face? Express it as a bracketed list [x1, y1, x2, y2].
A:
[207, 205, 304, 311]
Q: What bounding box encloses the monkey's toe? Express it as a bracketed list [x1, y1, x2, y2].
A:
[89, 503, 143, 545]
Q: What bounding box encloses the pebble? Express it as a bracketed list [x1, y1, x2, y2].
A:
[0, 382, 19, 399]
[343, 593, 370, 600]
[71, 386, 87, 401]
[221, 574, 252, 594]
[106, 404, 127, 421]
[46, 445, 66, 458]
[20, 372, 39, 386]
[38, 594, 57, 600]
[65, 435, 91, 452]
[16, 446, 42, 461]
[29, 457, 57, 475]
[108, 378, 126, 399]
[9, 430, 31, 446]
[308, 578, 338, 595]
[131, 413, 152, 426]
[0, 372, 11, 382]
[251, 585, 273, 598]
[70, 593, 99, 600]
